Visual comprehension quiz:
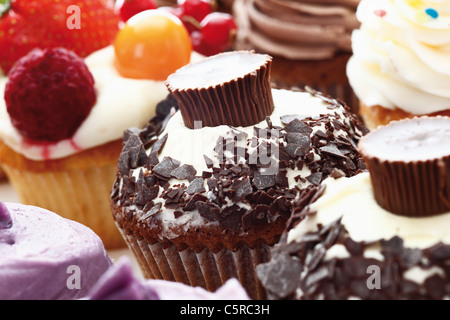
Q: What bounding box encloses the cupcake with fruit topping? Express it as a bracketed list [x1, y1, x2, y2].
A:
[232, 0, 361, 114]
[0, 201, 112, 300]
[257, 116, 450, 300]
[0, 0, 118, 180]
[0, 3, 196, 248]
[347, 0, 450, 129]
[110, 50, 368, 299]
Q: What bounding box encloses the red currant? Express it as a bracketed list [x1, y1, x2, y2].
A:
[200, 12, 237, 55]
[190, 30, 217, 56]
[179, 0, 213, 23]
[116, 0, 157, 22]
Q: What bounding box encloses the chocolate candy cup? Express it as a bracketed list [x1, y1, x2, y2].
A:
[165, 51, 274, 129]
[359, 116, 450, 217]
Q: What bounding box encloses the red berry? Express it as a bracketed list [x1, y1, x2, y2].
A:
[116, 0, 157, 22]
[199, 12, 237, 55]
[190, 30, 217, 56]
[0, 0, 120, 75]
[4, 48, 97, 143]
[179, 0, 212, 23]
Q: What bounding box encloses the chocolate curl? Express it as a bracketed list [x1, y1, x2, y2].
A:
[166, 51, 274, 129]
[364, 155, 450, 217]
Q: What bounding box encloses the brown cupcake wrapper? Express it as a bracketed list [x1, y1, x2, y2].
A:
[117, 227, 270, 299]
[167, 51, 274, 129]
[364, 156, 450, 217]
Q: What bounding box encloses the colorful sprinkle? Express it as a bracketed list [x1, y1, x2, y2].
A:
[425, 8, 439, 19]
[374, 9, 387, 18]
[407, 0, 424, 8]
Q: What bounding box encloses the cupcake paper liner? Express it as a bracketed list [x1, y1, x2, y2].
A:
[3, 163, 125, 249]
[118, 227, 269, 300]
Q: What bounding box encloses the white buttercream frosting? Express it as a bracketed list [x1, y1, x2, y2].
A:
[287, 172, 450, 249]
[123, 88, 365, 236]
[0, 46, 193, 160]
[157, 89, 355, 187]
[347, 0, 450, 114]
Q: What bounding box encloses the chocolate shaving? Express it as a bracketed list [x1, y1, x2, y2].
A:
[253, 173, 276, 190]
[283, 118, 313, 135]
[231, 178, 253, 201]
[320, 144, 347, 159]
[306, 172, 322, 186]
[152, 157, 180, 180]
[151, 133, 168, 153]
[196, 202, 221, 221]
[186, 178, 206, 195]
[171, 164, 197, 180]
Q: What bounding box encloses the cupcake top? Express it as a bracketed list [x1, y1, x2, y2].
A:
[257, 116, 450, 300]
[347, 0, 450, 115]
[233, 0, 360, 60]
[0, 9, 198, 161]
[0, 201, 113, 300]
[0, 46, 170, 161]
[85, 256, 250, 300]
[111, 51, 367, 252]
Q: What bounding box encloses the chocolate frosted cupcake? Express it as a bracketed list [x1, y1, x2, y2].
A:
[110, 51, 368, 299]
[233, 0, 361, 114]
[257, 116, 450, 300]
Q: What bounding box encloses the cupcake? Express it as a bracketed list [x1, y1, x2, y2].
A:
[0, 8, 197, 249]
[85, 256, 250, 300]
[232, 0, 361, 114]
[0, 201, 112, 300]
[257, 116, 450, 300]
[110, 50, 368, 299]
[347, 0, 450, 129]
[0, 0, 118, 181]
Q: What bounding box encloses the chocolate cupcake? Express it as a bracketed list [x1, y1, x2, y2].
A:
[110, 51, 368, 299]
[257, 116, 450, 300]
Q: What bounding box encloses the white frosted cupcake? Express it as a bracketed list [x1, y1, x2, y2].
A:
[347, 0, 450, 129]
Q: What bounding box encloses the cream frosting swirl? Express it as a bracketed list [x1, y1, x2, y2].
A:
[288, 172, 450, 249]
[233, 0, 360, 60]
[0, 46, 202, 161]
[347, 0, 450, 114]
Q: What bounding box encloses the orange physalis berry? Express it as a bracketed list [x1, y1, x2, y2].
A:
[114, 9, 192, 81]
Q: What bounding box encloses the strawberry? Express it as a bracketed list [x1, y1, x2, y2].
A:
[0, 0, 120, 75]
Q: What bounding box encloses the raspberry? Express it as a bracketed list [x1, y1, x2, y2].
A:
[4, 48, 97, 143]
